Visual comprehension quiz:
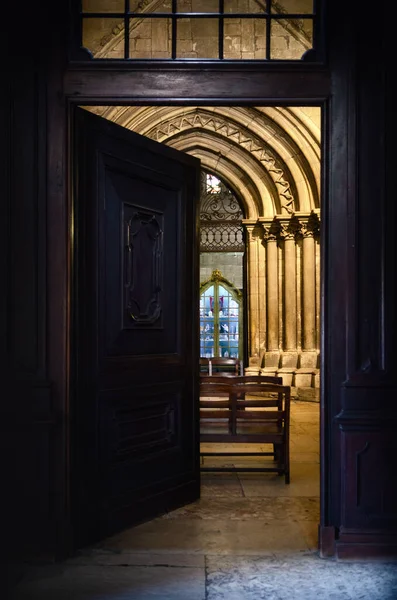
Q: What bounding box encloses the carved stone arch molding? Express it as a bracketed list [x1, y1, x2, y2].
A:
[166, 131, 278, 219]
[125, 104, 320, 212]
[85, 105, 321, 218]
[182, 148, 262, 221]
[143, 108, 298, 216]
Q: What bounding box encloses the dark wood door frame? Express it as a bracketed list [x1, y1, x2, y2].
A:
[61, 69, 332, 557]
[44, 22, 397, 558]
[44, 10, 393, 560]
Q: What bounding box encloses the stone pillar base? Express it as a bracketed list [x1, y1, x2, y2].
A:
[260, 367, 278, 378]
[299, 351, 318, 368]
[296, 387, 320, 402]
[245, 366, 261, 376]
[248, 355, 261, 368]
[263, 351, 281, 368]
[276, 367, 295, 386]
[314, 369, 320, 388]
[281, 352, 299, 368]
[295, 368, 315, 387]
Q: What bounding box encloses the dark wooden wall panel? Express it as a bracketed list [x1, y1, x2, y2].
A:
[10, 70, 44, 375]
[4, 15, 57, 578]
[330, 7, 397, 557]
[341, 430, 397, 528]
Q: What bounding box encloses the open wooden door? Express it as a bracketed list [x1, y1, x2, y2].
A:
[71, 107, 201, 549]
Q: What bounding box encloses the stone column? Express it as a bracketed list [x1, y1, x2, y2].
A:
[258, 226, 267, 358]
[315, 234, 321, 387]
[245, 224, 260, 367]
[277, 219, 299, 385]
[280, 223, 297, 351]
[301, 219, 318, 352]
[297, 214, 320, 381]
[265, 228, 279, 351]
[302, 230, 316, 351]
[260, 221, 280, 377]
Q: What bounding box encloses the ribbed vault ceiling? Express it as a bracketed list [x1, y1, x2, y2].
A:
[84, 105, 320, 218]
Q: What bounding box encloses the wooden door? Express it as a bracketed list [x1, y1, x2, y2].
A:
[72, 107, 201, 548]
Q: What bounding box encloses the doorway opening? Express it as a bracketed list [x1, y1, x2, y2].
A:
[82, 104, 321, 399]
[72, 103, 321, 552]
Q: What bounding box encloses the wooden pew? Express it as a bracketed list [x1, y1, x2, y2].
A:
[200, 374, 282, 398]
[199, 357, 210, 375]
[199, 380, 291, 483]
[210, 357, 241, 376]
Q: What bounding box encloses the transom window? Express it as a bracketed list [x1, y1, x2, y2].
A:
[78, 0, 321, 61]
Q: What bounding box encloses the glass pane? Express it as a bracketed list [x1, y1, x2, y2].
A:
[271, 0, 313, 14]
[178, 0, 219, 12]
[206, 173, 221, 193]
[224, 0, 267, 14]
[130, 0, 173, 13]
[83, 18, 125, 58]
[200, 285, 216, 357]
[176, 18, 219, 58]
[270, 18, 312, 59]
[130, 18, 172, 58]
[82, 0, 124, 13]
[224, 18, 267, 59]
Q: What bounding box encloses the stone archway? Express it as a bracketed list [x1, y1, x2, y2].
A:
[85, 104, 321, 396]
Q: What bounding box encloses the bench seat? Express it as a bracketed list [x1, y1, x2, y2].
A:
[199, 379, 291, 483]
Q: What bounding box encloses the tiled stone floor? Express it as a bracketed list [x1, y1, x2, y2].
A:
[10, 401, 397, 599]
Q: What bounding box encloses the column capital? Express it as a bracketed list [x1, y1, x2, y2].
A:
[297, 212, 320, 239]
[262, 219, 280, 243]
[279, 218, 301, 241]
[243, 221, 263, 243]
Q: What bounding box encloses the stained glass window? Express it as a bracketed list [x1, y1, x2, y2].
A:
[200, 276, 241, 358]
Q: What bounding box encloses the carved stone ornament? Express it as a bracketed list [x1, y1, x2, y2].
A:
[212, 269, 223, 281]
[199, 172, 245, 252]
[299, 212, 321, 238]
[279, 216, 301, 240]
[263, 219, 281, 242]
[200, 172, 243, 222]
[147, 110, 295, 212]
[244, 223, 263, 243]
[200, 269, 243, 300]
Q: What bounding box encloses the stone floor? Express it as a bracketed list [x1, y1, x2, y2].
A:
[10, 401, 397, 599]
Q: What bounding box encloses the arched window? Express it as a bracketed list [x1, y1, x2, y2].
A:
[200, 270, 243, 358]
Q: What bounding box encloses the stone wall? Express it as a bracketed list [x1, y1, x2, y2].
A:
[200, 252, 244, 290]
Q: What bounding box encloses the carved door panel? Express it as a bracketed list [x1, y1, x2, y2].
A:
[72, 107, 200, 548]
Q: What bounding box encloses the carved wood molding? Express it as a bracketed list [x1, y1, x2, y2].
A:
[335, 409, 397, 429]
[124, 208, 163, 327]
